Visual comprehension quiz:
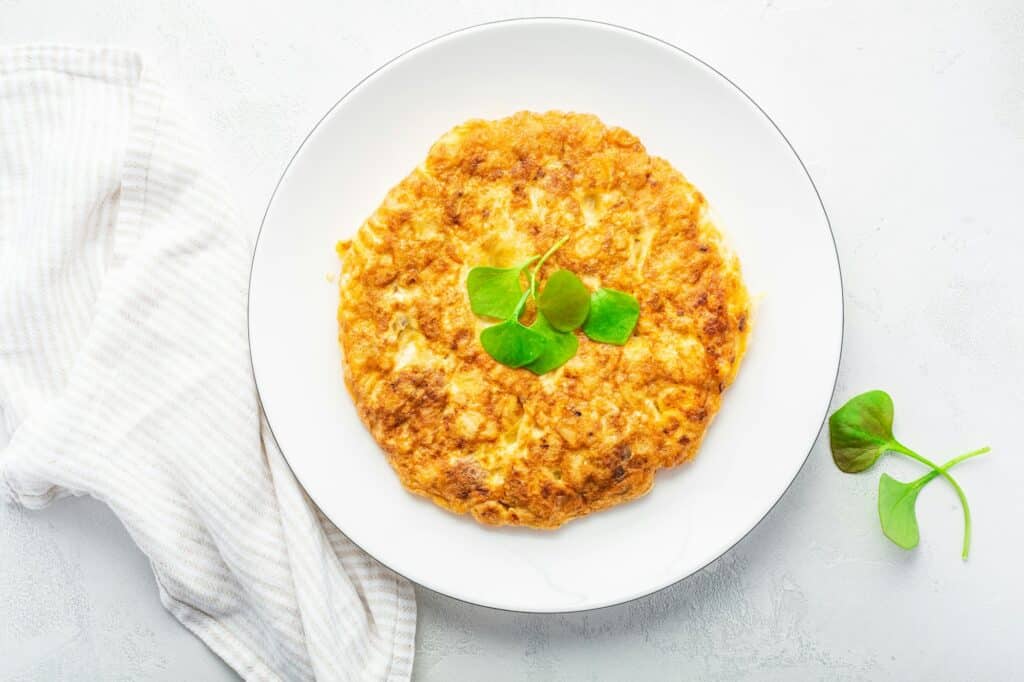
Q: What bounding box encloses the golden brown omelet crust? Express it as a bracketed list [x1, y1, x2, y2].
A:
[338, 111, 750, 528]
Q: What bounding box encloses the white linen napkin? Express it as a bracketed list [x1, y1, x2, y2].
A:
[0, 46, 415, 681]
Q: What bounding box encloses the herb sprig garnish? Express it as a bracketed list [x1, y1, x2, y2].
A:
[829, 390, 990, 558]
[466, 237, 640, 374]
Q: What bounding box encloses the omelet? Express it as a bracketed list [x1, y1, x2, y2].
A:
[337, 111, 750, 528]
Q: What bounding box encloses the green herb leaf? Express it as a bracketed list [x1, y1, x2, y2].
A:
[525, 312, 579, 374]
[829, 387, 993, 558]
[479, 320, 547, 368]
[878, 472, 932, 549]
[467, 236, 641, 375]
[582, 288, 640, 345]
[466, 257, 537, 319]
[828, 390, 904, 473]
[537, 270, 591, 331]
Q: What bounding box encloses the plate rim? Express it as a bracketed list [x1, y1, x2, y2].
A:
[247, 16, 845, 614]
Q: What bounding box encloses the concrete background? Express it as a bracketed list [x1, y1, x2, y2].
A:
[2, 0, 1022, 679]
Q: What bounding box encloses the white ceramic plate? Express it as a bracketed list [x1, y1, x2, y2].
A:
[249, 18, 842, 612]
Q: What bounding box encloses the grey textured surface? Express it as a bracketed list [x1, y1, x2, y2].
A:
[2, 0, 1023, 679]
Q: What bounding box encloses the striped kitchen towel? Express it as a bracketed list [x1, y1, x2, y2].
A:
[0, 46, 415, 681]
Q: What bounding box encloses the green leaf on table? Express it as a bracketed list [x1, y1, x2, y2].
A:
[525, 311, 579, 374]
[466, 257, 537, 319]
[479, 320, 546, 368]
[829, 388, 992, 558]
[582, 288, 640, 345]
[828, 390, 903, 473]
[537, 269, 591, 331]
[878, 472, 932, 550]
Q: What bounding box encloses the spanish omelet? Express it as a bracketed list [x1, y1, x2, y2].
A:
[337, 111, 750, 528]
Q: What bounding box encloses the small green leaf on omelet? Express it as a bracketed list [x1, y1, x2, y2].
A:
[525, 311, 579, 374]
[582, 288, 640, 345]
[479, 320, 547, 368]
[466, 257, 537, 319]
[537, 269, 590, 332]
